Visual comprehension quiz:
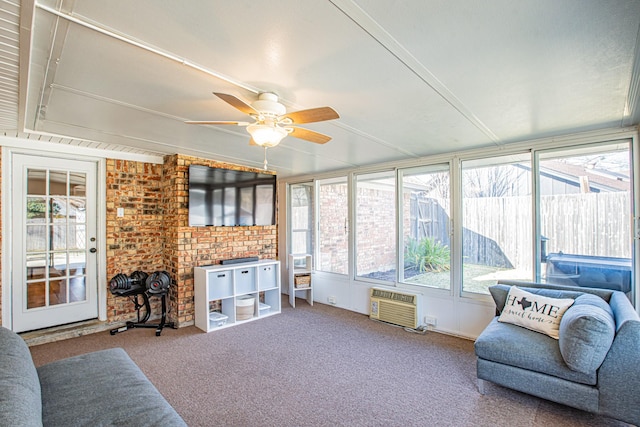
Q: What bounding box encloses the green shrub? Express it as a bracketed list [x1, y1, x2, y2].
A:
[404, 237, 450, 273]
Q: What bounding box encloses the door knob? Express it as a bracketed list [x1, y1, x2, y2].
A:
[89, 248, 97, 253]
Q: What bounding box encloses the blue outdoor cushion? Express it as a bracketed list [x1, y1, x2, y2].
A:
[559, 294, 615, 374]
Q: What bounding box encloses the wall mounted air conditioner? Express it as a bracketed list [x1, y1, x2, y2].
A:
[369, 287, 421, 329]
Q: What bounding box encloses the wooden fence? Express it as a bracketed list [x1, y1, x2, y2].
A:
[409, 192, 630, 271]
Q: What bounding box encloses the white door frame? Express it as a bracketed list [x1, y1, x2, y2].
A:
[2, 145, 107, 329]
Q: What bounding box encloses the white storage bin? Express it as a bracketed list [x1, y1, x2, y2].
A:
[208, 312, 228, 327]
[258, 265, 277, 290]
[259, 302, 271, 315]
[208, 270, 233, 299]
[235, 267, 256, 294]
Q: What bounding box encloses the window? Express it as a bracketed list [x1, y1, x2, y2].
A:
[289, 183, 313, 264]
[537, 142, 632, 295]
[355, 171, 396, 282]
[461, 155, 533, 295]
[317, 177, 348, 274]
[399, 165, 451, 290]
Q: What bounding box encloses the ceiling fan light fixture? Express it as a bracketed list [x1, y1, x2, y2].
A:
[247, 123, 288, 147]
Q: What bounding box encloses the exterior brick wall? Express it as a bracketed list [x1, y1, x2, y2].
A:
[318, 182, 349, 274]
[355, 186, 396, 275]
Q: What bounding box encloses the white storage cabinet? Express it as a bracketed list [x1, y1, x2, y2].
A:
[194, 260, 281, 332]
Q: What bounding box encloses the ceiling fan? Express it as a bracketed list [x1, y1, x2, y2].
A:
[186, 92, 339, 169]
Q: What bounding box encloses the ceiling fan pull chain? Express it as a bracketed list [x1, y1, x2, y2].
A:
[263, 146, 269, 171]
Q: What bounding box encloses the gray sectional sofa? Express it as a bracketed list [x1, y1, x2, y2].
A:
[475, 280, 640, 425]
[0, 326, 186, 426]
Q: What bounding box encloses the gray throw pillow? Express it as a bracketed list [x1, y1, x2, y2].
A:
[559, 297, 615, 374]
[571, 293, 614, 318]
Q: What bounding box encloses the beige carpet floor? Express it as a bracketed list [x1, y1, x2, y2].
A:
[29, 297, 629, 427]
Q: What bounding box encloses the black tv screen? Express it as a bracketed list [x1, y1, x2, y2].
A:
[188, 165, 276, 226]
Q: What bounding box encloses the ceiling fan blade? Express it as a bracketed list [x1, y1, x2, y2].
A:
[281, 107, 339, 124]
[288, 127, 332, 144]
[213, 93, 259, 116]
[185, 120, 250, 126]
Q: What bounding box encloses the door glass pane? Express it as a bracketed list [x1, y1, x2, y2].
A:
[356, 171, 396, 282]
[52, 225, 66, 250]
[27, 282, 46, 309]
[26, 253, 46, 280]
[27, 169, 46, 195]
[51, 252, 68, 277]
[26, 197, 46, 223]
[69, 198, 86, 221]
[462, 155, 533, 295]
[49, 170, 67, 196]
[68, 250, 86, 271]
[317, 177, 348, 274]
[50, 198, 66, 222]
[400, 165, 451, 289]
[290, 183, 313, 265]
[68, 224, 86, 251]
[70, 173, 86, 196]
[49, 278, 67, 305]
[539, 143, 632, 295]
[70, 276, 86, 302]
[26, 225, 46, 252]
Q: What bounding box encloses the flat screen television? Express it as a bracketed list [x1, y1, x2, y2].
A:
[188, 165, 276, 227]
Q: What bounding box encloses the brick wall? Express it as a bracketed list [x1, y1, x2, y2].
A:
[106, 159, 165, 322]
[355, 186, 396, 275]
[318, 181, 349, 274]
[162, 154, 277, 326]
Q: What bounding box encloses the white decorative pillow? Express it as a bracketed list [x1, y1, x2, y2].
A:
[498, 286, 574, 339]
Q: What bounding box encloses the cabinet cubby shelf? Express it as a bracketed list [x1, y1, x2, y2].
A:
[194, 259, 281, 332]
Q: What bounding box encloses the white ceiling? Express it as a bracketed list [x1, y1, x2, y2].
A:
[2, 0, 640, 177]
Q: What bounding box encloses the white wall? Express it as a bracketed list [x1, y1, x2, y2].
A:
[287, 272, 495, 340]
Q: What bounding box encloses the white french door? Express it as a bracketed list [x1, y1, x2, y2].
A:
[11, 154, 98, 332]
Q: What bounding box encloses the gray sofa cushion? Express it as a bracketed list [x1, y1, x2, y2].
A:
[0, 327, 43, 427]
[559, 295, 615, 374]
[475, 317, 596, 385]
[38, 348, 186, 427]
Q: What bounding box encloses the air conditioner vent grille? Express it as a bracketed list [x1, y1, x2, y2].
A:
[371, 288, 417, 305]
[370, 287, 420, 329]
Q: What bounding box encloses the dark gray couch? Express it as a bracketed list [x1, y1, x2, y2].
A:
[475, 280, 640, 425]
[0, 326, 186, 426]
